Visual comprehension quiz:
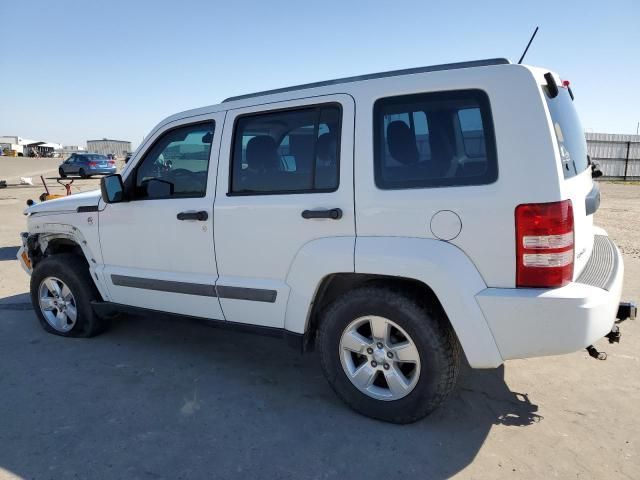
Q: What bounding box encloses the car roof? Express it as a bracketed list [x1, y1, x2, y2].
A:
[222, 58, 509, 103]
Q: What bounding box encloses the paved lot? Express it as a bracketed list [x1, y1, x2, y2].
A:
[0, 158, 638, 479]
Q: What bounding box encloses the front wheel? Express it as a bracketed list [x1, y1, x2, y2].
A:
[30, 254, 108, 337]
[317, 286, 460, 423]
[58, 168, 66, 178]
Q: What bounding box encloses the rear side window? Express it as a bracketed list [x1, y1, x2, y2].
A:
[545, 87, 589, 178]
[230, 105, 341, 195]
[374, 89, 497, 189]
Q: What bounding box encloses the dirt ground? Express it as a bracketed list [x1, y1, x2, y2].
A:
[0, 157, 638, 479]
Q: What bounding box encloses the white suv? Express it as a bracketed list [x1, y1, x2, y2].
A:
[18, 58, 634, 423]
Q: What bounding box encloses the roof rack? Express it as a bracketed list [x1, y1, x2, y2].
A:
[223, 58, 510, 103]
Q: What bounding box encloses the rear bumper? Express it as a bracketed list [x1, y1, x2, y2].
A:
[476, 234, 624, 361]
[87, 167, 117, 175]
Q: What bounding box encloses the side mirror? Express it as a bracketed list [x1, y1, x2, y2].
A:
[101, 174, 125, 203]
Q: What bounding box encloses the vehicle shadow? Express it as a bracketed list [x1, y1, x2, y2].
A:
[0, 246, 19, 261]
[0, 308, 541, 480]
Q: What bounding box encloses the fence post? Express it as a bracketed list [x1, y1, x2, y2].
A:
[623, 141, 631, 181]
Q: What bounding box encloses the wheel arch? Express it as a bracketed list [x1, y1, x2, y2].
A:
[285, 236, 504, 368]
[28, 225, 109, 301]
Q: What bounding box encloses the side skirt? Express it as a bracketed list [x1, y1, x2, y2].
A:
[90, 301, 303, 352]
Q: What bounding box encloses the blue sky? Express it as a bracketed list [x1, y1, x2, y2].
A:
[2, 0, 638, 147]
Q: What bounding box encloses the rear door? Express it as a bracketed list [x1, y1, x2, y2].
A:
[214, 95, 355, 328]
[544, 83, 595, 277]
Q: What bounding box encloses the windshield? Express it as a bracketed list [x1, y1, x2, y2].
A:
[545, 87, 589, 178]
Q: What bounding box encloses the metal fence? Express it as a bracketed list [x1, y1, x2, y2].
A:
[586, 132, 640, 180]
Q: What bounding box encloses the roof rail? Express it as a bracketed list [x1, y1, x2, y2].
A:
[223, 58, 510, 103]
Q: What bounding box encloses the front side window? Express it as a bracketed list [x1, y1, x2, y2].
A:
[230, 105, 341, 194]
[374, 89, 497, 189]
[134, 122, 214, 200]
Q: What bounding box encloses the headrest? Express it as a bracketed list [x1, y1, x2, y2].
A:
[387, 121, 419, 165]
[245, 136, 279, 171]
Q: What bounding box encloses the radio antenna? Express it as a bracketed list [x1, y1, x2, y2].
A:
[518, 26, 539, 64]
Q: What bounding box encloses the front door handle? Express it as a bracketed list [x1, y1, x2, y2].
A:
[177, 210, 208, 221]
[301, 208, 343, 220]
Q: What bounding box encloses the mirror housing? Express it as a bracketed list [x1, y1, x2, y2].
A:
[101, 174, 125, 204]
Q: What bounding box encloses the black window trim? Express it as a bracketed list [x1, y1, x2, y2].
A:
[227, 101, 343, 197]
[127, 119, 216, 202]
[373, 88, 499, 190]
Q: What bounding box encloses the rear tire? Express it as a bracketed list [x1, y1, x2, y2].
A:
[317, 286, 460, 424]
[58, 168, 66, 178]
[30, 254, 108, 337]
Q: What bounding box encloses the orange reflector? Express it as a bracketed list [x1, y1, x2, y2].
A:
[21, 251, 32, 269]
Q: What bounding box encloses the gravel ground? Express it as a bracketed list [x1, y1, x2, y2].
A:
[0, 157, 638, 480]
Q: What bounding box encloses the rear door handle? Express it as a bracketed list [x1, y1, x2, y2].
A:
[177, 210, 208, 221]
[301, 208, 342, 220]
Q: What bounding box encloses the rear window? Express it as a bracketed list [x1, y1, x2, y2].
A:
[374, 89, 498, 189]
[545, 87, 589, 178]
[81, 154, 108, 161]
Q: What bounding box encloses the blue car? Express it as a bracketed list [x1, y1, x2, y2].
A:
[59, 153, 117, 179]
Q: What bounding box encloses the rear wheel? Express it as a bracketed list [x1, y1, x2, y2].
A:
[30, 254, 108, 337]
[317, 286, 460, 423]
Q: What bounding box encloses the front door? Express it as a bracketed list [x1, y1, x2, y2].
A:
[97, 113, 225, 320]
[214, 95, 355, 328]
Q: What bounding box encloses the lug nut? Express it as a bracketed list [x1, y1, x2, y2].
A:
[371, 361, 377, 368]
[377, 342, 384, 349]
[387, 351, 393, 359]
[367, 347, 373, 354]
[383, 363, 390, 370]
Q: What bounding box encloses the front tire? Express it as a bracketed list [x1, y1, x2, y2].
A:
[317, 286, 460, 424]
[30, 254, 108, 337]
[58, 168, 66, 178]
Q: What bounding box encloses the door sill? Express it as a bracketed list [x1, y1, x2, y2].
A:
[90, 301, 303, 351]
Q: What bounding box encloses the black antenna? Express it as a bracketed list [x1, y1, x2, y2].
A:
[518, 26, 539, 64]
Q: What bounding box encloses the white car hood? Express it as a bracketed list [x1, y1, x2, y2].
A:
[25, 189, 102, 215]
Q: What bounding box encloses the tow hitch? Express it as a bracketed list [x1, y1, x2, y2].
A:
[586, 301, 636, 360]
[617, 302, 637, 322]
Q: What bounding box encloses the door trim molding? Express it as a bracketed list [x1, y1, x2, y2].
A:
[110, 274, 277, 303]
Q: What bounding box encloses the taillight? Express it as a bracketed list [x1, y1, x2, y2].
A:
[88, 161, 97, 167]
[515, 200, 574, 288]
[108, 160, 115, 165]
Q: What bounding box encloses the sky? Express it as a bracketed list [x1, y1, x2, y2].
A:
[2, 0, 639, 148]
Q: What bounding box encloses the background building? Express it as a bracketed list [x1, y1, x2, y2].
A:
[0, 136, 62, 156]
[86, 138, 132, 158]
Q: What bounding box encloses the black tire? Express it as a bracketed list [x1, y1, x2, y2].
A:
[79, 168, 88, 179]
[30, 254, 108, 337]
[58, 168, 66, 178]
[317, 286, 460, 424]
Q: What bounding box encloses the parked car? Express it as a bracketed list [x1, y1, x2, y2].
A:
[18, 58, 635, 423]
[58, 153, 116, 178]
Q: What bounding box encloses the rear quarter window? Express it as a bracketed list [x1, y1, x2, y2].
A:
[545, 87, 589, 178]
[374, 89, 498, 189]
